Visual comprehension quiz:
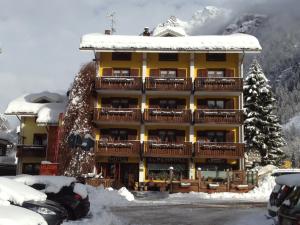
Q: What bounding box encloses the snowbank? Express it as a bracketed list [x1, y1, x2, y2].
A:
[0, 177, 46, 205]
[0, 205, 47, 225]
[12, 175, 76, 194]
[5, 91, 66, 125]
[80, 33, 261, 52]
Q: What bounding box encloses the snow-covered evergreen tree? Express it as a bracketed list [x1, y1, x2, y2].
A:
[244, 59, 286, 165]
[59, 62, 96, 176]
[0, 113, 9, 131]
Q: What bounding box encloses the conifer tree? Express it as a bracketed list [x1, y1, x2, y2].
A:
[59, 62, 96, 176]
[244, 59, 286, 165]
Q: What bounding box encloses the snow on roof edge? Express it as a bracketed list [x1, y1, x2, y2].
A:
[80, 33, 262, 53]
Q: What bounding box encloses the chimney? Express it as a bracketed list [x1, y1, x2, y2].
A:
[104, 29, 111, 35]
[143, 27, 150, 36]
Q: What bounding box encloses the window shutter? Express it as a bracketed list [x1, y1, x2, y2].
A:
[177, 69, 186, 78]
[197, 99, 208, 109]
[130, 68, 139, 77]
[127, 129, 137, 140]
[150, 69, 159, 77]
[197, 69, 207, 77]
[102, 68, 112, 76]
[225, 99, 234, 109]
[225, 69, 234, 77]
[226, 131, 234, 142]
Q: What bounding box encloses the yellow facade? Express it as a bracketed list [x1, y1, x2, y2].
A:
[21, 117, 47, 145]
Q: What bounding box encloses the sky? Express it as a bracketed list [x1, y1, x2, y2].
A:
[0, 0, 293, 127]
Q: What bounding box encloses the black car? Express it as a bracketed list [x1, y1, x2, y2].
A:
[31, 181, 90, 220]
[21, 200, 68, 225]
[278, 186, 300, 225]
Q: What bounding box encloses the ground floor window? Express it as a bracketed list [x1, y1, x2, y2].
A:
[146, 158, 188, 180]
[22, 163, 40, 175]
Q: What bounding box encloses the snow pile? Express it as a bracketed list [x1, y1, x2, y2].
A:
[63, 186, 133, 225]
[0, 177, 46, 205]
[12, 175, 76, 193]
[80, 33, 261, 52]
[0, 205, 47, 225]
[5, 91, 66, 125]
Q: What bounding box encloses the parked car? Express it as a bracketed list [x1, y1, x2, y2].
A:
[268, 173, 300, 217]
[12, 175, 90, 220]
[0, 177, 67, 225]
[278, 186, 300, 225]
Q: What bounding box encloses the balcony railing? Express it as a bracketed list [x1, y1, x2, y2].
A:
[145, 77, 192, 91]
[94, 108, 141, 122]
[194, 77, 243, 92]
[144, 109, 192, 123]
[194, 142, 245, 159]
[95, 140, 141, 157]
[194, 109, 244, 124]
[143, 141, 193, 158]
[95, 76, 142, 90]
[16, 145, 46, 158]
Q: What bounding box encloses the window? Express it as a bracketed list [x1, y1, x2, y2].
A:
[207, 100, 225, 109]
[199, 131, 226, 142]
[113, 69, 130, 77]
[158, 130, 176, 142]
[33, 134, 47, 146]
[22, 163, 40, 175]
[111, 99, 129, 108]
[207, 70, 225, 78]
[159, 69, 177, 78]
[159, 99, 177, 109]
[110, 129, 128, 141]
[206, 53, 226, 61]
[158, 53, 178, 61]
[112, 52, 132, 61]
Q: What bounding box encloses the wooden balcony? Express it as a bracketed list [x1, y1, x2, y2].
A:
[143, 141, 193, 158]
[95, 140, 141, 157]
[94, 108, 141, 123]
[145, 77, 192, 91]
[144, 109, 192, 123]
[16, 145, 46, 158]
[194, 77, 243, 92]
[194, 142, 245, 159]
[194, 109, 244, 124]
[95, 76, 142, 91]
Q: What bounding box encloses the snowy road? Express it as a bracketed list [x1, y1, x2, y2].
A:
[111, 203, 275, 225]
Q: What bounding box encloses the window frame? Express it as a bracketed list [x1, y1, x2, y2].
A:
[112, 52, 132, 61]
[206, 53, 226, 62]
[158, 53, 178, 61]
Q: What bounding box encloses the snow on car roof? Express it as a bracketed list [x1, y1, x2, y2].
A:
[0, 205, 47, 225]
[275, 174, 300, 186]
[12, 175, 76, 194]
[5, 91, 66, 125]
[0, 177, 47, 205]
[80, 33, 262, 53]
[272, 169, 300, 176]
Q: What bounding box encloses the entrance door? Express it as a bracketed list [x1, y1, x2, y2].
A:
[120, 163, 139, 190]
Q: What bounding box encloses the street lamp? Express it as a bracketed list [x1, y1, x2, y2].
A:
[169, 166, 174, 193]
[197, 167, 202, 192]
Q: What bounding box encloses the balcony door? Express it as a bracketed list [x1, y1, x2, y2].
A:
[149, 98, 186, 109]
[100, 129, 137, 141]
[102, 97, 138, 109]
[198, 99, 234, 110]
[197, 130, 234, 143]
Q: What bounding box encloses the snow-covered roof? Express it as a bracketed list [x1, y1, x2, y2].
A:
[0, 205, 47, 225]
[275, 174, 300, 187]
[11, 175, 76, 194]
[0, 177, 47, 205]
[80, 33, 261, 53]
[5, 91, 67, 125]
[152, 16, 187, 37]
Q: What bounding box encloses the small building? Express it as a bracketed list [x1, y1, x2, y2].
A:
[79, 27, 261, 190]
[5, 91, 66, 174]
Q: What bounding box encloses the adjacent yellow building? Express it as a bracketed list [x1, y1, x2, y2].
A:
[80, 29, 261, 190]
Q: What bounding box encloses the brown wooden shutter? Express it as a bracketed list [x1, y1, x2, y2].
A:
[130, 68, 139, 77]
[102, 68, 112, 76]
[127, 129, 137, 140]
[177, 69, 186, 78]
[150, 69, 159, 77]
[197, 69, 207, 77]
[197, 99, 208, 109]
[226, 130, 234, 142]
[128, 98, 138, 108]
[225, 99, 234, 109]
[225, 69, 234, 77]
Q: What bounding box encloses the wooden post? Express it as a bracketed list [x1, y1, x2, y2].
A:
[226, 169, 230, 192]
[169, 166, 174, 193]
[197, 168, 202, 192]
